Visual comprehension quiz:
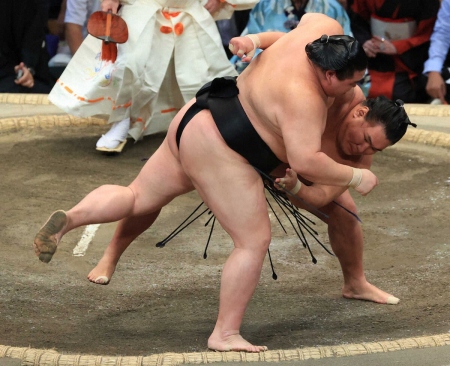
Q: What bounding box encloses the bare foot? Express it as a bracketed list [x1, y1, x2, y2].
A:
[87, 256, 117, 285]
[208, 332, 267, 352]
[34, 210, 67, 263]
[342, 281, 399, 305]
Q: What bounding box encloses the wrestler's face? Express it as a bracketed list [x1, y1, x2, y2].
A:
[340, 108, 391, 156]
[325, 69, 366, 97]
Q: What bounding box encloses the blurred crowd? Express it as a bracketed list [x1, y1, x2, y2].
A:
[1, 0, 448, 104]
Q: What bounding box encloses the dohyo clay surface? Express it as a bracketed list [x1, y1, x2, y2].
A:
[0, 94, 449, 365]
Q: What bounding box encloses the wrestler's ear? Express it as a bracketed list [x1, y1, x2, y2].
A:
[325, 70, 336, 82]
[354, 105, 369, 118]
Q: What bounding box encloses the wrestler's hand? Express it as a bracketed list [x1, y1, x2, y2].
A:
[353, 168, 378, 196]
[101, 0, 120, 13]
[275, 168, 297, 191]
[229, 34, 260, 62]
[275, 168, 302, 194]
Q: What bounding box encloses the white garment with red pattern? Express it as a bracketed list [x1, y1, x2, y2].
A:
[49, 0, 258, 140]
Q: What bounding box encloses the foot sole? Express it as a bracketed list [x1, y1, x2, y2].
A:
[34, 210, 67, 263]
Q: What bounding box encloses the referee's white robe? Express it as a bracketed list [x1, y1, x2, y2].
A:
[49, 0, 258, 140]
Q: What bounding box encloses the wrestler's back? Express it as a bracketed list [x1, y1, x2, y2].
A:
[237, 14, 344, 163]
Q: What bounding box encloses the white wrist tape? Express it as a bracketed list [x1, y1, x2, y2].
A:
[348, 168, 363, 188]
[245, 34, 261, 50]
[290, 179, 302, 194]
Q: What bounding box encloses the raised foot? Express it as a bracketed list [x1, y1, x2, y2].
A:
[208, 333, 267, 353]
[34, 210, 67, 263]
[342, 281, 400, 305]
[87, 258, 117, 285]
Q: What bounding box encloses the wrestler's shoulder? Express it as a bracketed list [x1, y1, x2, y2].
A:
[333, 86, 365, 110]
[297, 13, 343, 34]
[299, 13, 341, 26]
[285, 78, 325, 104]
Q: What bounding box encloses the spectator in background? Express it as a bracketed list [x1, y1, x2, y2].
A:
[35, 0, 51, 29]
[0, 0, 54, 93]
[350, 0, 440, 103]
[230, 0, 351, 73]
[48, 0, 101, 68]
[65, 0, 101, 55]
[244, 0, 352, 35]
[336, 0, 351, 12]
[423, 0, 450, 104]
[47, 0, 66, 40]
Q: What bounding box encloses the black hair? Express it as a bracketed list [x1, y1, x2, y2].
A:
[305, 34, 367, 80]
[362, 96, 416, 144]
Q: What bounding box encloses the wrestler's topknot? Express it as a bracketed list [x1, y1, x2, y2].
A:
[363, 96, 416, 144]
[305, 34, 367, 80]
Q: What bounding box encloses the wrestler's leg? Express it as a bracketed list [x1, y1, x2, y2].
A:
[179, 117, 270, 352]
[87, 211, 160, 285]
[197, 172, 270, 352]
[319, 191, 399, 305]
[87, 99, 199, 280]
[34, 138, 193, 263]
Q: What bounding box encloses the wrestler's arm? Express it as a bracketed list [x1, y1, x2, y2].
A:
[228, 12, 340, 57]
[272, 167, 350, 209]
[292, 86, 367, 206]
[279, 96, 376, 194]
[275, 154, 373, 209]
[229, 32, 285, 62]
[229, 14, 333, 60]
[296, 183, 347, 210]
[274, 169, 344, 208]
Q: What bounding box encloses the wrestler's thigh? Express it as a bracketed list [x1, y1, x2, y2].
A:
[179, 122, 271, 248]
[128, 138, 195, 215]
[197, 166, 270, 249]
